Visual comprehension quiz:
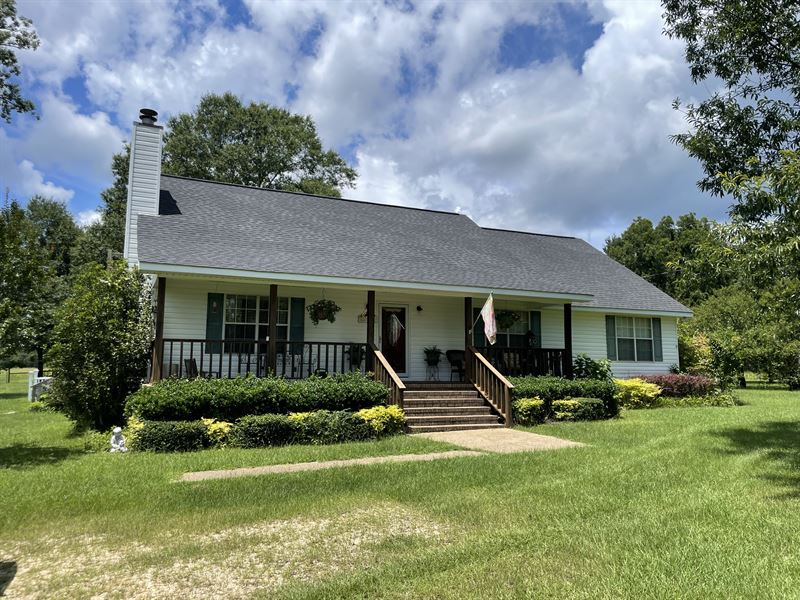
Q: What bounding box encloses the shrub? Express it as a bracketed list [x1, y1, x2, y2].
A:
[573, 353, 613, 381]
[133, 420, 210, 452]
[513, 397, 547, 426]
[657, 392, 741, 408]
[229, 414, 296, 448]
[638, 374, 716, 397]
[552, 398, 605, 421]
[510, 376, 619, 418]
[49, 262, 152, 430]
[28, 400, 48, 413]
[201, 418, 233, 448]
[614, 378, 662, 409]
[125, 372, 389, 422]
[292, 410, 372, 444]
[83, 430, 111, 453]
[356, 405, 405, 436]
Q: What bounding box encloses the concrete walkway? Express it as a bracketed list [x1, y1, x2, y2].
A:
[414, 428, 584, 453]
[181, 450, 483, 482]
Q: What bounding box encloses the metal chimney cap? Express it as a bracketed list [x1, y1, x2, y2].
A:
[139, 108, 158, 125]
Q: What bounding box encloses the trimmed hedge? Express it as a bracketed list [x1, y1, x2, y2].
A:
[509, 376, 619, 418]
[125, 372, 389, 422]
[513, 398, 547, 426]
[133, 420, 210, 452]
[552, 398, 605, 421]
[638, 374, 716, 397]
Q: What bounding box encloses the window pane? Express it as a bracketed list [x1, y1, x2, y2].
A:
[618, 338, 635, 361]
[635, 318, 652, 339]
[279, 297, 289, 311]
[259, 297, 269, 324]
[508, 311, 528, 335]
[616, 317, 634, 338]
[636, 339, 653, 361]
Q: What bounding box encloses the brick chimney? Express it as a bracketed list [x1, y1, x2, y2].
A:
[123, 108, 163, 265]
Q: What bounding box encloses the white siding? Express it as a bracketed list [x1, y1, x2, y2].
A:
[124, 122, 163, 264]
[571, 310, 679, 378]
[160, 278, 679, 380]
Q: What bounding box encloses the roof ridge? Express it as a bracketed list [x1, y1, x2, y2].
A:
[481, 226, 577, 240]
[160, 173, 470, 218]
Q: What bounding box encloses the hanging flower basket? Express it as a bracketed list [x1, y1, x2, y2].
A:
[496, 310, 521, 331]
[307, 298, 342, 325]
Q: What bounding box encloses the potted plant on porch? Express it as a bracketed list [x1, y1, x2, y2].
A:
[423, 345, 444, 366]
[495, 310, 521, 331]
[307, 298, 341, 325]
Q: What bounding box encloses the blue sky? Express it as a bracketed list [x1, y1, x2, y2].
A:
[1, 0, 722, 244]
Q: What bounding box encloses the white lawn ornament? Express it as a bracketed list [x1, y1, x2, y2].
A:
[110, 427, 128, 453]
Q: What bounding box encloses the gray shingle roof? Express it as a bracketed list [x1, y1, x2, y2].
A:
[137, 175, 690, 314]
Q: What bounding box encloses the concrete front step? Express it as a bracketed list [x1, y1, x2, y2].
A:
[405, 414, 501, 427]
[403, 397, 486, 408]
[404, 406, 492, 416]
[404, 390, 481, 399]
[407, 423, 504, 433]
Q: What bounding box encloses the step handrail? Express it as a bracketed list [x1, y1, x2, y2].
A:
[466, 346, 514, 426]
[369, 343, 405, 408]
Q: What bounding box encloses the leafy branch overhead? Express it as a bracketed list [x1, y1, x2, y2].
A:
[0, 0, 40, 122]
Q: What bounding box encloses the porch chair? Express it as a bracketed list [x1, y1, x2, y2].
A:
[445, 350, 465, 382]
[183, 358, 209, 379]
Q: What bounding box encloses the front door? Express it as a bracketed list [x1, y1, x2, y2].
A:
[380, 306, 407, 374]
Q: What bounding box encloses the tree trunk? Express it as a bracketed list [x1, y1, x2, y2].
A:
[738, 374, 747, 388]
[36, 347, 44, 377]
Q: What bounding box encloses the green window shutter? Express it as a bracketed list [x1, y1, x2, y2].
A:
[530, 311, 542, 348]
[290, 298, 305, 342]
[605, 315, 617, 360]
[205, 293, 224, 353]
[473, 308, 486, 347]
[652, 317, 663, 362]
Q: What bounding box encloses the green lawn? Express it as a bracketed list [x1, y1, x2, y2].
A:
[2, 372, 800, 598]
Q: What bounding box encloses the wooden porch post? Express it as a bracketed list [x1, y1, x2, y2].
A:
[464, 297, 473, 379]
[366, 290, 375, 371]
[151, 277, 166, 382]
[268, 283, 278, 375]
[563, 302, 573, 378]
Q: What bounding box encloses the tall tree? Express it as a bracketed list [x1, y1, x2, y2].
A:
[0, 198, 53, 374]
[26, 196, 81, 276]
[71, 149, 129, 267]
[0, 0, 39, 122]
[663, 0, 800, 199]
[604, 213, 729, 305]
[162, 92, 357, 197]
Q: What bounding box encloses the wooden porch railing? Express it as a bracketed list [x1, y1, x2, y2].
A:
[467, 346, 514, 426]
[474, 346, 568, 377]
[157, 339, 367, 380]
[369, 343, 405, 408]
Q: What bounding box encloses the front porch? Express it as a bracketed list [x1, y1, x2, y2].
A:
[148, 276, 581, 427]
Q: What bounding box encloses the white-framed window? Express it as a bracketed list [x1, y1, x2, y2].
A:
[473, 309, 536, 347]
[615, 316, 654, 362]
[224, 295, 289, 352]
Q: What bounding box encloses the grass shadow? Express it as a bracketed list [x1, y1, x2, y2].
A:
[715, 420, 800, 498]
[0, 444, 83, 470]
[0, 561, 16, 596]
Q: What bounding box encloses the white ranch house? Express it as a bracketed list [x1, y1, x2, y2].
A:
[123, 109, 691, 428]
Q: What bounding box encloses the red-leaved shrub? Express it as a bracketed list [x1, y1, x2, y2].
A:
[638, 374, 716, 397]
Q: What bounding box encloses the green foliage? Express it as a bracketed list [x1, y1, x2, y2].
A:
[82, 430, 110, 453]
[71, 149, 129, 268]
[639, 374, 716, 397]
[664, 0, 800, 196]
[604, 213, 730, 305]
[48, 261, 153, 430]
[28, 400, 47, 412]
[355, 405, 405, 436]
[573, 353, 613, 381]
[306, 298, 342, 325]
[201, 417, 233, 448]
[552, 398, 606, 421]
[614, 378, 663, 409]
[657, 392, 741, 408]
[125, 372, 389, 422]
[133, 420, 211, 452]
[512, 397, 546, 426]
[229, 414, 297, 448]
[162, 92, 357, 196]
[510, 376, 619, 418]
[0, 0, 40, 122]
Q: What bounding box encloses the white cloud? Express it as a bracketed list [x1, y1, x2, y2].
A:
[7, 0, 724, 244]
[15, 160, 74, 203]
[77, 209, 102, 226]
